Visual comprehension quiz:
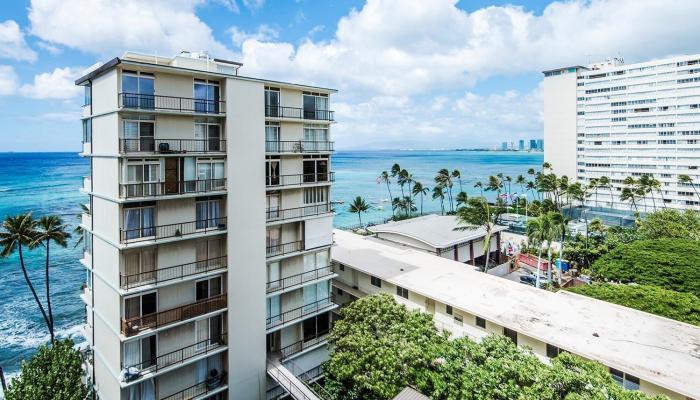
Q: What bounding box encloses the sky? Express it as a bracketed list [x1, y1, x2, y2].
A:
[1, 0, 700, 152]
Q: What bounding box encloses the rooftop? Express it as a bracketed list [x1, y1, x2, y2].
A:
[332, 229, 700, 399]
[368, 214, 506, 249]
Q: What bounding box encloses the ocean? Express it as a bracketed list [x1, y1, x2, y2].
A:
[0, 150, 542, 379]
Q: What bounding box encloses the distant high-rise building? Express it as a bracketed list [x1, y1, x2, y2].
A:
[529, 139, 537, 150]
[537, 139, 544, 151]
[501, 141, 508, 151]
[518, 139, 525, 151]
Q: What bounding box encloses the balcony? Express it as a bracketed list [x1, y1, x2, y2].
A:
[160, 369, 227, 400]
[120, 255, 227, 290]
[265, 106, 334, 121]
[280, 330, 330, 360]
[119, 93, 225, 115]
[82, 176, 91, 193]
[266, 173, 335, 189]
[266, 295, 336, 331]
[266, 204, 333, 224]
[267, 265, 334, 296]
[120, 217, 226, 244]
[266, 240, 304, 259]
[119, 179, 227, 199]
[265, 141, 334, 154]
[122, 334, 226, 380]
[121, 293, 227, 337]
[120, 139, 226, 155]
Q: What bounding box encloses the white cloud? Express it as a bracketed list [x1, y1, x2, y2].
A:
[229, 25, 279, 47]
[28, 0, 233, 59]
[36, 41, 62, 55]
[0, 20, 37, 62]
[19, 67, 83, 99]
[0, 65, 19, 95]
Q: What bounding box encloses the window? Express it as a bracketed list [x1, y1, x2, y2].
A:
[454, 314, 463, 326]
[196, 276, 222, 300]
[123, 203, 155, 240]
[266, 157, 280, 186]
[82, 119, 92, 144]
[304, 187, 328, 205]
[370, 276, 381, 287]
[503, 327, 518, 345]
[196, 158, 225, 191]
[194, 120, 222, 152]
[396, 286, 408, 299]
[302, 313, 330, 342]
[196, 238, 224, 268]
[264, 86, 280, 117]
[303, 281, 330, 312]
[122, 118, 155, 152]
[196, 197, 222, 229]
[123, 248, 156, 287]
[193, 79, 220, 113]
[121, 71, 155, 109]
[609, 368, 640, 391]
[475, 316, 486, 329]
[546, 343, 560, 358]
[123, 335, 156, 370]
[338, 263, 345, 271]
[83, 85, 91, 106]
[266, 192, 281, 219]
[303, 92, 329, 120]
[446, 305, 453, 315]
[124, 159, 160, 197]
[303, 124, 329, 150]
[303, 156, 329, 183]
[265, 122, 280, 152]
[267, 295, 281, 323]
[124, 292, 157, 319]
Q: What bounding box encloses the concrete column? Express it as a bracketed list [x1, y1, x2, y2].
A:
[469, 240, 474, 264]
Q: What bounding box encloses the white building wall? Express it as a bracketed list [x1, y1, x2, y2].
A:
[544, 68, 579, 179]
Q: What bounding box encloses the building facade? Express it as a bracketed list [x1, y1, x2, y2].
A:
[543, 54, 700, 211]
[77, 51, 336, 400]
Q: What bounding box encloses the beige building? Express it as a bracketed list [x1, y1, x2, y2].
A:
[77, 51, 336, 400]
[331, 229, 700, 400]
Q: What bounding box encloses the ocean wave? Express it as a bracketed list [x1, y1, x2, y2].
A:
[0, 321, 85, 350]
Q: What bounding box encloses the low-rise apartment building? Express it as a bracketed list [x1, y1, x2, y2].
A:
[76, 51, 337, 400]
[331, 229, 700, 400]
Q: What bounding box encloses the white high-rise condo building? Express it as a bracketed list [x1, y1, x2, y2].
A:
[544, 54, 700, 211]
[76, 51, 337, 400]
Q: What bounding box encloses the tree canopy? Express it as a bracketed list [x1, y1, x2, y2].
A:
[4, 339, 88, 400]
[591, 239, 700, 297]
[568, 284, 700, 327]
[637, 209, 700, 240]
[323, 294, 665, 400]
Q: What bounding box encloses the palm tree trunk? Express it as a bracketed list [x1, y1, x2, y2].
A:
[386, 182, 394, 217]
[547, 245, 552, 282]
[659, 189, 667, 208]
[420, 195, 423, 215]
[482, 233, 491, 273]
[19, 245, 52, 339]
[692, 183, 700, 204]
[45, 239, 55, 341]
[358, 212, 362, 227]
[535, 246, 543, 288]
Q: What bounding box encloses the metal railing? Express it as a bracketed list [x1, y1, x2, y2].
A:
[120, 139, 226, 154]
[160, 370, 227, 400]
[265, 141, 334, 153]
[119, 179, 226, 198]
[122, 333, 226, 377]
[266, 240, 304, 258]
[267, 295, 335, 330]
[280, 330, 330, 360]
[267, 366, 316, 400]
[120, 217, 227, 243]
[265, 105, 334, 121]
[119, 255, 227, 290]
[121, 293, 227, 336]
[119, 93, 225, 114]
[266, 265, 333, 295]
[266, 172, 335, 188]
[266, 204, 333, 223]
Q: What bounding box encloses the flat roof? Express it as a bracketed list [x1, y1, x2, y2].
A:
[332, 229, 700, 399]
[368, 214, 507, 249]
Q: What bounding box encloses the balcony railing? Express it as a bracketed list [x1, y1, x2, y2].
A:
[122, 333, 226, 379]
[119, 179, 226, 199]
[121, 293, 227, 336]
[265, 141, 334, 153]
[160, 369, 227, 400]
[280, 329, 330, 360]
[119, 93, 225, 115]
[120, 139, 226, 154]
[266, 295, 335, 330]
[266, 204, 333, 223]
[120, 255, 227, 290]
[120, 217, 226, 244]
[266, 265, 333, 295]
[266, 172, 335, 188]
[265, 106, 334, 121]
[266, 240, 304, 258]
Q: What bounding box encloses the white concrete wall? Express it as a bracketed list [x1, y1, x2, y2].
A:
[544, 70, 579, 178]
[92, 69, 118, 115]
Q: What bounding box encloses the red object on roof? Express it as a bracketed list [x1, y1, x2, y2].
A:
[518, 253, 549, 271]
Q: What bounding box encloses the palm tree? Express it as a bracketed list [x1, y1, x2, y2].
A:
[454, 197, 496, 272]
[526, 212, 558, 288]
[436, 169, 454, 212]
[474, 181, 484, 197]
[486, 175, 503, 200]
[432, 185, 446, 215]
[504, 175, 513, 205]
[349, 196, 370, 227]
[30, 216, 71, 342]
[515, 175, 526, 197]
[0, 214, 52, 338]
[588, 178, 599, 208]
[455, 191, 468, 208]
[451, 169, 462, 192]
[412, 181, 429, 215]
[397, 169, 409, 198]
[549, 212, 567, 286]
[678, 174, 700, 204]
[620, 187, 638, 211]
[598, 175, 612, 208]
[649, 176, 665, 208]
[380, 171, 394, 217]
[526, 181, 536, 200]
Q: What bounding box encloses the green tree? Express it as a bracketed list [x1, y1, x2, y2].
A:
[4, 338, 89, 400]
[526, 212, 558, 286]
[30, 216, 71, 343]
[380, 171, 394, 217]
[455, 191, 468, 208]
[435, 169, 454, 212]
[348, 196, 370, 227]
[637, 209, 700, 240]
[474, 181, 484, 197]
[454, 197, 497, 272]
[0, 214, 52, 337]
[432, 185, 446, 215]
[678, 174, 700, 204]
[598, 175, 612, 208]
[412, 181, 429, 215]
[452, 169, 462, 192]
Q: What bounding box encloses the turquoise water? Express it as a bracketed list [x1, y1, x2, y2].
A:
[0, 150, 542, 377]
